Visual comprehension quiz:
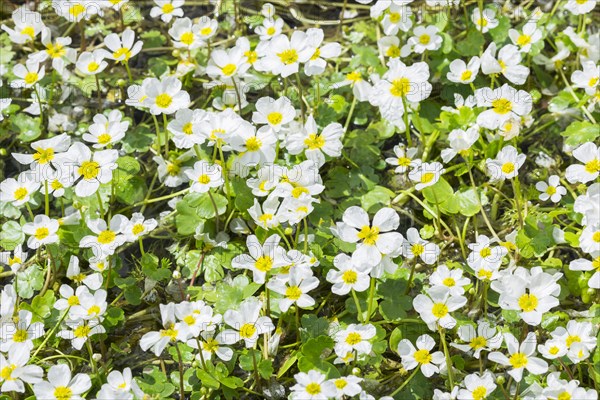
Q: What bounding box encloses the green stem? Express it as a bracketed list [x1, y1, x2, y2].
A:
[175, 343, 186, 400]
[351, 289, 364, 323]
[402, 96, 412, 146]
[124, 61, 133, 83]
[152, 114, 162, 154]
[365, 277, 376, 323]
[344, 96, 357, 132]
[389, 367, 420, 397]
[162, 113, 170, 155]
[511, 177, 524, 230]
[438, 326, 454, 389]
[31, 308, 70, 360]
[207, 190, 220, 232]
[44, 180, 49, 216]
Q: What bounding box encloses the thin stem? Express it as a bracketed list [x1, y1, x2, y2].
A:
[95, 74, 102, 110]
[175, 343, 186, 400]
[25, 203, 35, 221]
[402, 96, 412, 146]
[162, 113, 170, 155]
[152, 114, 162, 154]
[344, 96, 357, 132]
[389, 367, 420, 397]
[351, 289, 364, 323]
[31, 308, 70, 360]
[124, 61, 133, 83]
[96, 191, 105, 217]
[438, 326, 455, 389]
[207, 190, 220, 232]
[405, 261, 417, 295]
[295, 72, 306, 123]
[44, 180, 49, 216]
[365, 277, 376, 323]
[511, 178, 524, 229]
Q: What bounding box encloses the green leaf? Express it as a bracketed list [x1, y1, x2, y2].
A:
[360, 186, 394, 212]
[16, 265, 44, 299]
[187, 192, 228, 219]
[12, 114, 41, 142]
[455, 188, 481, 217]
[0, 221, 24, 250]
[561, 121, 600, 146]
[455, 28, 484, 56]
[422, 178, 454, 205]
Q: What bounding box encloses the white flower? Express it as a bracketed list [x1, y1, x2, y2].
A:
[0, 309, 45, 355]
[0, 245, 28, 274]
[79, 215, 128, 258]
[413, 286, 467, 331]
[99, 28, 143, 62]
[441, 126, 480, 163]
[566, 142, 600, 184]
[491, 266, 562, 326]
[196, 17, 218, 42]
[188, 331, 233, 362]
[206, 46, 250, 83]
[536, 175, 566, 203]
[57, 318, 105, 350]
[175, 300, 221, 337]
[565, 0, 597, 15]
[471, 7, 498, 33]
[168, 108, 207, 149]
[332, 70, 372, 102]
[185, 161, 224, 193]
[255, 17, 284, 41]
[255, 31, 313, 78]
[66, 142, 119, 197]
[447, 57, 481, 84]
[572, 60, 600, 95]
[252, 96, 296, 132]
[230, 125, 277, 167]
[290, 370, 336, 400]
[33, 364, 91, 400]
[378, 35, 401, 59]
[323, 375, 363, 398]
[76, 50, 108, 75]
[569, 251, 600, 289]
[508, 22, 542, 53]
[53, 0, 103, 22]
[153, 156, 190, 188]
[574, 183, 600, 226]
[232, 235, 287, 284]
[267, 270, 319, 312]
[150, 0, 184, 22]
[95, 368, 138, 400]
[429, 264, 470, 296]
[28, 28, 76, 75]
[286, 115, 343, 167]
[551, 321, 597, 358]
[304, 28, 342, 76]
[124, 213, 158, 242]
[386, 145, 418, 173]
[0, 174, 41, 207]
[488, 332, 548, 382]
[481, 44, 530, 85]
[476, 84, 532, 130]
[402, 227, 440, 265]
[397, 334, 445, 377]
[13, 133, 71, 169]
[408, 161, 445, 190]
[485, 145, 526, 181]
[248, 197, 282, 229]
[537, 338, 568, 360]
[220, 297, 275, 348]
[380, 4, 412, 35]
[169, 17, 201, 49]
[65, 256, 102, 290]
[22, 215, 60, 249]
[326, 253, 371, 295]
[542, 372, 598, 400]
[140, 303, 190, 356]
[12, 60, 45, 88]
[467, 235, 507, 276]
[70, 288, 108, 321]
[1, 7, 44, 44]
[451, 321, 502, 359]
[457, 372, 497, 400]
[579, 223, 600, 254]
[408, 25, 442, 54]
[334, 323, 376, 359]
[0, 350, 43, 393]
[143, 76, 190, 115]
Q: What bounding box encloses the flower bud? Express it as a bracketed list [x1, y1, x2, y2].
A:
[172, 270, 181, 280]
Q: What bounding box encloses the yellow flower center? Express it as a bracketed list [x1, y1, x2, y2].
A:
[357, 225, 379, 245]
[167, 162, 180, 176]
[421, 172, 435, 184]
[198, 174, 211, 184]
[130, 224, 144, 236]
[74, 324, 91, 338]
[589, 77, 599, 87]
[390, 77, 411, 97]
[477, 18, 488, 27]
[183, 315, 196, 325]
[442, 277, 455, 287]
[432, 303, 449, 318]
[181, 122, 194, 135]
[245, 50, 258, 64]
[546, 186, 557, 195]
[97, 230, 116, 244]
[54, 386, 73, 400]
[592, 256, 600, 271]
[461, 70, 472, 81]
[479, 247, 492, 258]
[34, 227, 50, 240]
[33, 148, 55, 164]
[160, 327, 178, 341]
[470, 336, 487, 349]
[162, 3, 174, 13]
[255, 255, 273, 272]
[155, 93, 173, 108]
[414, 349, 432, 364]
[346, 71, 362, 82]
[51, 180, 63, 190]
[258, 213, 274, 225]
[419, 34, 431, 45]
[88, 305, 101, 315]
[204, 338, 220, 352]
[87, 62, 100, 73]
[472, 386, 487, 400]
[68, 295, 80, 306]
[304, 133, 325, 150]
[478, 269, 493, 280]
[79, 160, 101, 180]
[180, 31, 195, 45]
[306, 383, 322, 395]
[8, 256, 21, 266]
[386, 46, 401, 58]
[266, 26, 276, 36]
[0, 365, 15, 381]
[565, 335, 581, 348]
[310, 47, 321, 61]
[245, 136, 262, 151]
[411, 243, 425, 256]
[388, 12, 401, 23]
[97, 133, 112, 144]
[219, 63, 237, 77]
[14, 187, 28, 201]
[69, 3, 85, 17]
[517, 34, 531, 46]
[509, 352, 528, 368]
[13, 329, 28, 342]
[285, 285, 302, 300]
[584, 158, 600, 174]
[549, 346, 560, 355]
[24, 72, 39, 85]
[518, 293, 538, 312]
[239, 323, 257, 339]
[342, 270, 358, 284]
[398, 157, 411, 166]
[21, 26, 35, 39]
[345, 332, 362, 345]
[292, 186, 309, 198]
[200, 27, 213, 36]
[278, 49, 299, 65]
[501, 162, 515, 174]
[47, 42, 66, 58]
[594, 231, 600, 243]
[492, 98, 513, 114]
[334, 378, 347, 389]
[267, 112, 283, 125]
[113, 47, 132, 60]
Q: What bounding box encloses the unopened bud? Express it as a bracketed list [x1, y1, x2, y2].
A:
[496, 375, 506, 385]
[284, 227, 293, 236]
[92, 353, 102, 362]
[351, 367, 361, 376]
[172, 270, 181, 280]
